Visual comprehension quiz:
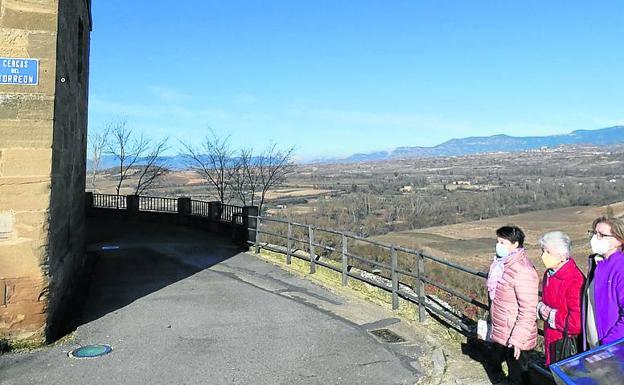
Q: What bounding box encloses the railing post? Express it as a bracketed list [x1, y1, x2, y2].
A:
[244, 206, 258, 249]
[391, 245, 399, 310]
[417, 253, 426, 322]
[126, 195, 139, 217]
[208, 201, 221, 220]
[255, 217, 261, 254]
[85, 192, 94, 209]
[308, 225, 316, 274]
[286, 222, 292, 265]
[341, 233, 348, 286]
[177, 197, 191, 215]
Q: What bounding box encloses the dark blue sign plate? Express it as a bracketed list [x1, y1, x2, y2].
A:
[0, 58, 39, 85]
[550, 337, 624, 385]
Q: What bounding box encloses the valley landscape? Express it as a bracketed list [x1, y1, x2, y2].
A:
[90, 138, 624, 322]
[90, 128, 624, 280]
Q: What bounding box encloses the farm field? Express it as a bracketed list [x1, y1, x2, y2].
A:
[373, 201, 624, 274]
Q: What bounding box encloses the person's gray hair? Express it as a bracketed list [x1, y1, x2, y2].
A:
[538, 231, 571, 257]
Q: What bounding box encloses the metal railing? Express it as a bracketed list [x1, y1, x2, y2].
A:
[139, 196, 178, 212]
[90, 193, 245, 224]
[221, 204, 244, 224]
[191, 199, 210, 217]
[93, 193, 126, 209]
[249, 216, 486, 331]
[248, 215, 554, 382]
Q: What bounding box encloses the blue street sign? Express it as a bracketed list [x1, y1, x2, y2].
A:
[0, 58, 39, 85]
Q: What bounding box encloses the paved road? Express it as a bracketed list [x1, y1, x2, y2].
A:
[0, 224, 424, 385]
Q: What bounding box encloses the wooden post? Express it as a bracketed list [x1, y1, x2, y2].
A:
[341, 233, 348, 286]
[417, 253, 426, 322]
[286, 222, 292, 265]
[255, 217, 261, 254]
[308, 225, 316, 274]
[391, 246, 399, 310]
[242, 206, 259, 248]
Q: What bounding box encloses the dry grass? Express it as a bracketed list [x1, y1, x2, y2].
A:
[262, 188, 334, 200]
[374, 201, 624, 273]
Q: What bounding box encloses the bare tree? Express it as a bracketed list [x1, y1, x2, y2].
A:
[255, 143, 295, 214]
[180, 130, 295, 213]
[229, 143, 296, 214]
[230, 147, 255, 206]
[134, 137, 170, 195]
[106, 120, 169, 197]
[87, 125, 110, 191]
[106, 120, 149, 196]
[180, 129, 235, 204]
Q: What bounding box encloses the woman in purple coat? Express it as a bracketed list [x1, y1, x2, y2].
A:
[583, 216, 624, 349]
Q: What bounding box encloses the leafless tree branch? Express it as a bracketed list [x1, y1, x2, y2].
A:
[106, 119, 164, 198]
[135, 136, 170, 195]
[180, 129, 235, 204]
[88, 125, 110, 192]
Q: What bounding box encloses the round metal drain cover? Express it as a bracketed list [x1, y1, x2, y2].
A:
[69, 344, 112, 359]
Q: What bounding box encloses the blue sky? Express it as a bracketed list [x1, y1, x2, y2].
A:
[88, 1, 624, 161]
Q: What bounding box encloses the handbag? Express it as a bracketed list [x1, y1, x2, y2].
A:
[551, 312, 579, 363]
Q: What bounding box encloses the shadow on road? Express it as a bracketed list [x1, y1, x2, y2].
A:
[57, 218, 243, 339]
[461, 338, 555, 385]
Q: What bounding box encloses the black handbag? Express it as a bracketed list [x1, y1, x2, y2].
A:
[551, 312, 579, 363]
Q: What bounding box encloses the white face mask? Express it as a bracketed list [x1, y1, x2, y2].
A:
[496, 243, 510, 258]
[590, 235, 611, 255]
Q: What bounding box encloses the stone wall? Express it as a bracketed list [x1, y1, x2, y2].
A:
[0, 0, 91, 343]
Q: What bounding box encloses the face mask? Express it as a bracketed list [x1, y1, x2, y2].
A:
[541, 251, 561, 270]
[590, 235, 611, 255]
[496, 243, 510, 258]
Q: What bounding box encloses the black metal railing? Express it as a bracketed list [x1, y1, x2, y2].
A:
[139, 196, 178, 212]
[90, 193, 245, 224]
[191, 199, 210, 217]
[93, 193, 126, 209]
[220, 204, 244, 224]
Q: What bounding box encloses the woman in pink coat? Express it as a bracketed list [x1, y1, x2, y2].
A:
[487, 225, 539, 385]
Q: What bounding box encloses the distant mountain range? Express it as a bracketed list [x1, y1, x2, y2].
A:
[320, 125, 624, 164]
[92, 126, 624, 170]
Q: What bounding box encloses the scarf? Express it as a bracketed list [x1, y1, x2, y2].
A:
[487, 248, 524, 300]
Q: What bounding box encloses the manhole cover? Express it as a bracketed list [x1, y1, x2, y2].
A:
[369, 328, 406, 343]
[68, 344, 112, 359]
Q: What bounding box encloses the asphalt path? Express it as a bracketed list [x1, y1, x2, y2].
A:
[0, 226, 423, 385]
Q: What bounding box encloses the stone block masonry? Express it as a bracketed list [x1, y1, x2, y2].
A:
[0, 0, 91, 343]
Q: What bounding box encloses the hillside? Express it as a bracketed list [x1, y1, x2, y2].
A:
[332, 125, 624, 163]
